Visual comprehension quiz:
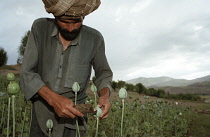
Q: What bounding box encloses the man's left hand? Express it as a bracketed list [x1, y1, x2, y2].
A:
[97, 95, 111, 119]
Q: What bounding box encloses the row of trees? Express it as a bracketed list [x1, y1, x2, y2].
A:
[110, 80, 201, 101]
[17, 31, 30, 64]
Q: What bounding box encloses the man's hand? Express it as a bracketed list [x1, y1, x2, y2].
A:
[38, 86, 84, 118]
[97, 96, 110, 119]
[97, 88, 111, 119]
[50, 95, 84, 118]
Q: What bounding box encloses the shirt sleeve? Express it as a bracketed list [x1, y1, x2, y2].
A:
[92, 37, 113, 96]
[20, 22, 46, 101]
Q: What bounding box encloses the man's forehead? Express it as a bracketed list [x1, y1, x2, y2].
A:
[56, 17, 83, 23]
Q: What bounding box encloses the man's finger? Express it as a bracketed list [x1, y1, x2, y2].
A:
[65, 110, 77, 119]
[100, 113, 109, 119]
[67, 106, 84, 117]
[100, 105, 110, 118]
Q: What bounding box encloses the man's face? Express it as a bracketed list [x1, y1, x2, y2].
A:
[55, 18, 83, 41]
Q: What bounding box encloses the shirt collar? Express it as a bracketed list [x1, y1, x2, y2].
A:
[51, 24, 82, 46]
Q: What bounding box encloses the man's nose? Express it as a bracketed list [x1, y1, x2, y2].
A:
[66, 24, 74, 32]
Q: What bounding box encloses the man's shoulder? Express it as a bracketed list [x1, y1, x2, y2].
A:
[82, 25, 103, 39]
[32, 18, 55, 27]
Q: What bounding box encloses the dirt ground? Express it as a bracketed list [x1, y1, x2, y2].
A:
[0, 64, 21, 76]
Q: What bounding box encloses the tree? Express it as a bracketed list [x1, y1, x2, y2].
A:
[0, 47, 8, 67]
[125, 83, 134, 91]
[135, 83, 146, 94]
[17, 30, 30, 64]
[117, 80, 126, 88]
[111, 81, 117, 91]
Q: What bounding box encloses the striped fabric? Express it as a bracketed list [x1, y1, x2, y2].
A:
[42, 0, 101, 19]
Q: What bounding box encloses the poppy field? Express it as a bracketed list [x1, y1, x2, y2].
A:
[0, 74, 208, 137]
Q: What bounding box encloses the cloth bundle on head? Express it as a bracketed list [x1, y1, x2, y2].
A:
[42, 0, 101, 20]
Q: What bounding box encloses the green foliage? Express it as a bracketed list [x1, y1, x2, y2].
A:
[125, 83, 134, 91]
[111, 81, 117, 91]
[117, 80, 126, 88]
[86, 98, 195, 137]
[0, 77, 209, 137]
[17, 31, 30, 64]
[135, 83, 146, 94]
[111, 81, 200, 101]
[0, 47, 8, 67]
[188, 113, 210, 137]
[166, 93, 201, 101]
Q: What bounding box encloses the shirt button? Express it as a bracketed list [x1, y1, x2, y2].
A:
[60, 65, 62, 68]
[62, 52, 64, 55]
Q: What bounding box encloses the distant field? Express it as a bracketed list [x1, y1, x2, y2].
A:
[200, 95, 210, 99]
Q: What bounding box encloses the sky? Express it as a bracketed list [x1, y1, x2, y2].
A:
[1, 0, 210, 81]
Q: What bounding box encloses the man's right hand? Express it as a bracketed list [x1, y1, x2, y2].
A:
[50, 94, 84, 118]
[38, 86, 84, 118]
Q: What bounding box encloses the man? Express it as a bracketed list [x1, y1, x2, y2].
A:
[20, 0, 113, 136]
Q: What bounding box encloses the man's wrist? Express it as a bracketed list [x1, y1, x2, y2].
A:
[37, 86, 58, 106]
[99, 87, 110, 99]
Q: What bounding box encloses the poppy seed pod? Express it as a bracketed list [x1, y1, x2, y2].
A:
[7, 73, 15, 81]
[72, 82, 80, 93]
[91, 84, 97, 93]
[7, 82, 20, 95]
[95, 107, 102, 118]
[46, 119, 53, 129]
[119, 88, 127, 99]
[0, 92, 5, 97]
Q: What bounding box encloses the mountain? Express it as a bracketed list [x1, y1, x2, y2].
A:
[159, 81, 210, 95]
[126, 75, 210, 87]
[126, 76, 174, 87]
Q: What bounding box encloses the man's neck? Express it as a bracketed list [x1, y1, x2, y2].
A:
[59, 33, 71, 51]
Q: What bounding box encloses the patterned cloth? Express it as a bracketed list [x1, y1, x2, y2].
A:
[42, 0, 101, 19]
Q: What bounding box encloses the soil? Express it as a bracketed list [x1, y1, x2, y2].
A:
[0, 64, 21, 76]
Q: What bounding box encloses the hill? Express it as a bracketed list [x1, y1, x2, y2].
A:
[155, 81, 210, 95]
[127, 75, 210, 87]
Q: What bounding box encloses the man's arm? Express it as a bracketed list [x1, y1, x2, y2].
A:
[92, 37, 113, 119]
[20, 21, 46, 101]
[97, 87, 111, 119]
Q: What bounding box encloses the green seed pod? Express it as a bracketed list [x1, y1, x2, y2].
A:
[118, 88, 127, 99]
[91, 84, 97, 93]
[7, 73, 15, 81]
[141, 105, 146, 110]
[46, 119, 53, 129]
[0, 92, 6, 97]
[154, 104, 158, 108]
[72, 82, 80, 93]
[174, 116, 178, 120]
[7, 82, 20, 95]
[95, 107, 102, 118]
[156, 99, 162, 103]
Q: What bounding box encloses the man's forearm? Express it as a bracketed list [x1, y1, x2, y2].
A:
[99, 87, 110, 99]
[37, 86, 59, 106]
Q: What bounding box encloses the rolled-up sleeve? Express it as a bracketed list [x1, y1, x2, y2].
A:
[20, 22, 45, 101]
[92, 38, 113, 95]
